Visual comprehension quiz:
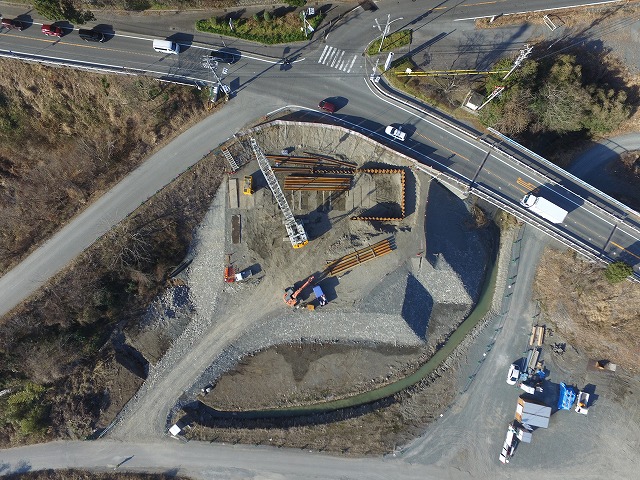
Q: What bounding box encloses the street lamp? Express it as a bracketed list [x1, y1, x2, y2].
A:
[373, 14, 403, 53]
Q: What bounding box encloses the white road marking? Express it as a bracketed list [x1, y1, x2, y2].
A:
[345, 55, 357, 73]
[318, 45, 330, 63]
[318, 45, 356, 73]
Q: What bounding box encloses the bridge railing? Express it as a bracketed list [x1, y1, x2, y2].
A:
[487, 127, 640, 218]
[371, 75, 640, 238]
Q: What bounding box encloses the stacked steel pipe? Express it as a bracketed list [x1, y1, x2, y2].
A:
[267, 154, 356, 192]
[267, 154, 356, 175]
[352, 168, 406, 221]
[325, 238, 396, 277]
[284, 175, 352, 191]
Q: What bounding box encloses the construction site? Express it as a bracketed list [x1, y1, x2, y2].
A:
[146, 120, 499, 427]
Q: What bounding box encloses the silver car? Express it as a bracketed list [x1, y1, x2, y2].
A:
[385, 125, 406, 141]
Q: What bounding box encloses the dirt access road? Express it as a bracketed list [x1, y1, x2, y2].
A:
[0, 439, 470, 480]
[402, 225, 640, 478]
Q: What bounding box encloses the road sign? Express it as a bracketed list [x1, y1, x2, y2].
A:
[383, 52, 394, 71]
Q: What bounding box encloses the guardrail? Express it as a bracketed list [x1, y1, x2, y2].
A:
[0, 49, 139, 75]
[487, 127, 640, 224]
[371, 74, 640, 232]
[244, 119, 611, 264]
[0, 49, 207, 89]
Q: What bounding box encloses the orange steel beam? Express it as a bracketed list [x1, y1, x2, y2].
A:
[326, 239, 395, 276]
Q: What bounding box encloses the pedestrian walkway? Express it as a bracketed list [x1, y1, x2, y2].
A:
[318, 44, 358, 73]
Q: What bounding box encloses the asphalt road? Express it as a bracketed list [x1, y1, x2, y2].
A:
[0, 0, 637, 354]
[403, 225, 549, 473]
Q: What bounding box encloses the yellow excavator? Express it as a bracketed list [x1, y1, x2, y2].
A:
[284, 275, 314, 307]
[243, 175, 254, 195]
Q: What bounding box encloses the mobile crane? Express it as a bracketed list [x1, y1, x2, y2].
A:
[250, 137, 308, 248]
[284, 275, 314, 307]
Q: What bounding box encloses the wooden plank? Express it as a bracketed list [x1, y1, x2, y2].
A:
[537, 326, 545, 346]
[228, 178, 239, 209]
[231, 215, 241, 244]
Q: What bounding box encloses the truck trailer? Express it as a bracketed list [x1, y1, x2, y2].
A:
[520, 194, 568, 224]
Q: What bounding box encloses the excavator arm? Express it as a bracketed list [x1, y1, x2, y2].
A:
[284, 275, 315, 306]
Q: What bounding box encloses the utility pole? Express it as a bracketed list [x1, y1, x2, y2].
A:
[503, 43, 533, 80]
[370, 58, 380, 83]
[301, 9, 315, 39]
[477, 86, 505, 111]
[201, 56, 230, 106]
[475, 44, 532, 111]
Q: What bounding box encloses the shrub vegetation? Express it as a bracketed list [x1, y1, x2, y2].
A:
[367, 30, 412, 55]
[604, 261, 634, 283]
[196, 11, 324, 44]
[34, 0, 95, 24]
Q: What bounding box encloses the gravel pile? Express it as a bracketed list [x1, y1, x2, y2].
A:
[131, 285, 194, 340]
[109, 125, 496, 438]
[424, 183, 492, 302]
[413, 254, 474, 305]
[185, 181, 228, 324]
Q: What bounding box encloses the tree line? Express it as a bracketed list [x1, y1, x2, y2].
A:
[479, 53, 633, 138]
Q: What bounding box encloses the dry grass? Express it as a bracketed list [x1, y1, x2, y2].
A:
[533, 248, 640, 372]
[475, 1, 640, 29]
[0, 149, 225, 446]
[620, 150, 640, 175]
[0, 59, 209, 276]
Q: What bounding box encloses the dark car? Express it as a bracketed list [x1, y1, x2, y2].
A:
[78, 28, 105, 42]
[210, 50, 237, 64]
[1, 18, 24, 31]
[318, 100, 336, 113]
[42, 24, 63, 37]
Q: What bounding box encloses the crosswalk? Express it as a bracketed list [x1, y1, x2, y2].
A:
[318, 45, 358, 73]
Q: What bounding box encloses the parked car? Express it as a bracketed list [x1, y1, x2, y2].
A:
[506, 363, 520, 385]
[318, 100, 336, 113]
[78, 28, 105, 42]
[384, 125, 406, 141]
[42, 24, 63, 37]
[1, 18, 24, 31]
[210, 50, 236, 64]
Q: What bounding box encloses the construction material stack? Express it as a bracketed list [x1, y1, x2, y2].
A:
[250, 138, 308, 249]
[224, 254, 235, 283]
[326, 238, 395, 277]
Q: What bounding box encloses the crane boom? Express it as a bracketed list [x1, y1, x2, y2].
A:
[250, 137, 308, 248]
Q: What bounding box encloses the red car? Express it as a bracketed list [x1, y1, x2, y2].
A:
[318, 100, 336, 113]
[42, 24, 63, 37]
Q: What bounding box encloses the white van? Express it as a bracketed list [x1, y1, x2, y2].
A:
[153, 39, 180, 55]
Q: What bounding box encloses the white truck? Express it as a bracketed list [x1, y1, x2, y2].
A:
[575, 391, 590, 415]
[520, 194, 568, 224]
